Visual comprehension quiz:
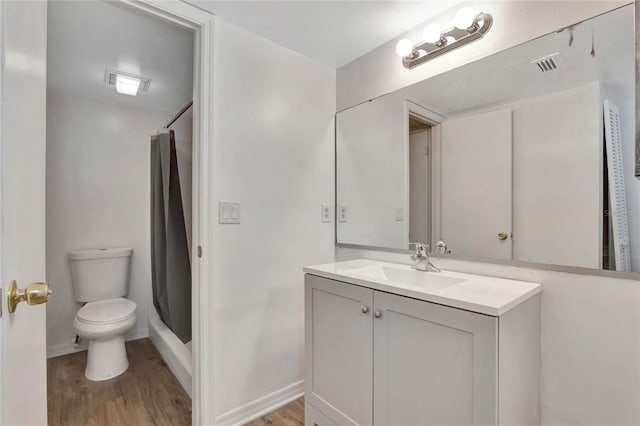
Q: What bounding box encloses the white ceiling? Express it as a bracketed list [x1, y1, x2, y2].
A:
[47, 0, 461, 111]
[186, 0, 461, 67]
[52, 0, 626, 116]
[392, 4, 634, 116]
[47, 0, 194, 113]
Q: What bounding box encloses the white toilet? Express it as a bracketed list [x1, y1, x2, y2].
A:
[69, 248, 137, 381]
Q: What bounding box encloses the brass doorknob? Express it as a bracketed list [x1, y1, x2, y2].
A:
[498, 232, 509, 241]
[8, 280, 52, 314]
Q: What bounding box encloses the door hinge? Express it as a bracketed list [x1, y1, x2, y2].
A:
[197, 245, 203, 258]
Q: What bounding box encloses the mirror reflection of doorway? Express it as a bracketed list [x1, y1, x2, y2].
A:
[409, 115, 432, 245]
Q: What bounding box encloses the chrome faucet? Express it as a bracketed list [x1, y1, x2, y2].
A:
[409, 242, 441, 273]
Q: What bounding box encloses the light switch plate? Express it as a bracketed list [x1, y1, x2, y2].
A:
[395, 207, 404, 221]
[321, 204, 331, 223]
[339, 205, 348, 223]
[219, 201, 241, 224]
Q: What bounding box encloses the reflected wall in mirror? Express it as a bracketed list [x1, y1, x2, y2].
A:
[337, 5, 639, 273]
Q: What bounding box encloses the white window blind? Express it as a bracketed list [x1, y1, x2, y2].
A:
[604, 99, 631, 272]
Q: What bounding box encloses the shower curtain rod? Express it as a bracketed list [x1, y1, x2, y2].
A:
[165, 100, 193, 128]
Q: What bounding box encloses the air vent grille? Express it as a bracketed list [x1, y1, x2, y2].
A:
[530, 52, 563, 73]
[104, 69, 151, 92]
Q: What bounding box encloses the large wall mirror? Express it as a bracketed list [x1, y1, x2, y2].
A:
[337, 5, 639, 273]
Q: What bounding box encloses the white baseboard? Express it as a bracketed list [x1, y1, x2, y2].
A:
[215, 380, 304, 426]
[46, 327, 149, 359]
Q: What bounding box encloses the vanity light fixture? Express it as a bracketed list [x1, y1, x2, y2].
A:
[395, 7, 493, 69]
[104, 69, 152, 96]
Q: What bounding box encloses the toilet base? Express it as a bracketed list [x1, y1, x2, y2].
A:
[85, 335, 129, 381]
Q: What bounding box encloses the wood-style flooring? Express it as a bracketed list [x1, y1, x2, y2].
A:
[245, 398, 305, 426]
[47, 338, 191, 426]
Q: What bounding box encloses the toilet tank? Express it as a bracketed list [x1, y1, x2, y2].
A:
[68, 248, 133, 302]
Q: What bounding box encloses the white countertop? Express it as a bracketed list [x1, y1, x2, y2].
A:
[304, 259, 541, 316]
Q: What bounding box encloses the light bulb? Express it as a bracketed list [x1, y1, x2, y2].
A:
[395, 38, 414, 57]
[454, 7, 476, 29]
[423, 24, 442, 44]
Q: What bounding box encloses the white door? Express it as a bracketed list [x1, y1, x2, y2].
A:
[305, 275, 373, 426]
[373, 291, 498, 426]
[440, 108, 512, 259]
[0, 1, 50, 424]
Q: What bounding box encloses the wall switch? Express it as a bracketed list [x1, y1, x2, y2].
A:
[395, 207, 404, 221]
[231, 204, 240, 220]
[339, 205, 348, 223]
[321, 204, 331, 223]
[219, 201, 241, 224]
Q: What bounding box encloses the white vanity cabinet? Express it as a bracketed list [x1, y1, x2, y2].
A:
[304, 263, 541, 426]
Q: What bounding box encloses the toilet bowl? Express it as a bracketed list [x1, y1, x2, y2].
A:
[68, 247, 135, 381]
[73, 297, 137, 381]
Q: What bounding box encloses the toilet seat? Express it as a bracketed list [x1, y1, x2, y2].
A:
[77, 298, 136, 325]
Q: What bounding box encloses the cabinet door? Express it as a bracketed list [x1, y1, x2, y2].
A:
[373, 291, 498, 426]
[305, 275, 373, 426]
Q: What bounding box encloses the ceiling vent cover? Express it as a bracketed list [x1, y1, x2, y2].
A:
[104, 69, 151, 92]
[530, 52, 564, 73]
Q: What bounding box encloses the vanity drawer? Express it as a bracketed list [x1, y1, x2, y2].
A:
[305, 401, 338, 426]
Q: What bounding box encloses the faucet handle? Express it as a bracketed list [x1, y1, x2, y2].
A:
[434, 239, 448, 255]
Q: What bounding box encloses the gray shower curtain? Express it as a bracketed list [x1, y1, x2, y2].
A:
[150, 129, 191, 343]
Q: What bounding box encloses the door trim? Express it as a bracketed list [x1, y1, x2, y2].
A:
[120, 1, 215, 424]
[405, 101, 444, 248]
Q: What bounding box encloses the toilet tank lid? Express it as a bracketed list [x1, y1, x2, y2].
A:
[68, 248, 133, 260]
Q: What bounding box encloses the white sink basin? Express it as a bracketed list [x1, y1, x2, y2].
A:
[304, 259, 542, 316]
[349, 264, 467, 291]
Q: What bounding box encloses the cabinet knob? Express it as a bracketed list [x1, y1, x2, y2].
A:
[361, 306, 369, 314]
[374, 310, 382, 319]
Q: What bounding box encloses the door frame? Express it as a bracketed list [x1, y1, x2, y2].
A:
[0, 0, 215, 423]
[120, 1, 215, 423]
[404, 101, 445, 247]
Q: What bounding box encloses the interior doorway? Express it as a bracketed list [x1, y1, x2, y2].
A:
[409, 115, 432, 245]
[42, 1, 213, 424]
